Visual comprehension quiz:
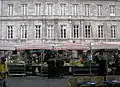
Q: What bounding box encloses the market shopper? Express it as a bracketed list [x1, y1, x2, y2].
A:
[0, 57, 8, 87]
[56, 58, 64, 78]
[93, 52, 99, 63]
[47, 58, 56, 79]
[60, 59, 64, 77]
[98, 55, 106, 80]
[56, 58, 61, 77]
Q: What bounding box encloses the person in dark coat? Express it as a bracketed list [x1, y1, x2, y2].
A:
[93, 52, 99, 63]
[60, 59, 64, 77]
[98, 55, 106, 77]
[55, 58, 64, 78]
[56, 58, 61, 77]
[47, 58, 55, 78]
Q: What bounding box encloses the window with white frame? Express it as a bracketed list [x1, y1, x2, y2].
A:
[35, 3, 41, 15]
[8, 4, 14, 16]
[110, 5, 115, 15]
[60, 25, 66, 38]
[111, 25, 116, 38]
[97, 5, 103, 16]
[47, 4, 53, 15]
[85, 4, 90, 16]
[7, 25, 13, 39]
[72, 4, 78, 15]
[47, 25, 54, 39]
[60, 4, 66, 15]
[98, 25, 104, 38]
[72, 25, 79, 38]
[21, 25, 27, 39]
[35, 25, 42, 38]
[21, 4, 28, 15]
[85, 25, 91, 38]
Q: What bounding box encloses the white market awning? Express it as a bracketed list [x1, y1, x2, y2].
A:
[15, 43, 53, 50]
[0, 46, 15, 50]
[91, 42, 120, 49]
[54, 42, 89, 50]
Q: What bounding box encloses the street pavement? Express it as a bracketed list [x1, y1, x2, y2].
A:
[7, 76, 68, 87]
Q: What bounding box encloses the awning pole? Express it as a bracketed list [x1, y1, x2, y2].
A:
[90, 42, 92, 75]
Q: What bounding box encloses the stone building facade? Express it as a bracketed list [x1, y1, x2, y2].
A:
[0, 0, 120, 50]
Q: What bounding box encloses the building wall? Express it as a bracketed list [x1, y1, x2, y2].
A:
[0, 0, 120, 46]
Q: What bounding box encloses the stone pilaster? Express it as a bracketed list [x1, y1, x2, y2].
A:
[68, 19, 72, 40]
[80, 21, 84, 39]
[42, 20, 46, 40]
[54, 19, 58, 40]
[103, 21, 108, 41]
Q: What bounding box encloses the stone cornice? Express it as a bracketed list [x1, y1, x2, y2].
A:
[0, 15, 120, 21]
[0, 0, 118, 1]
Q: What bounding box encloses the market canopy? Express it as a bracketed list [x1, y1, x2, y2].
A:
[54, 42, 89, 50]
[0, 44, 16, 50]
[91, 42, 120, 49]
[0, 46, 15, 50]
[15, 43, 53, 50]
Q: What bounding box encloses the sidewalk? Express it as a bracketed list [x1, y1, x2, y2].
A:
[7, 76, 68, 87]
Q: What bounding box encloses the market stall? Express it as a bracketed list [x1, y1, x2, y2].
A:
[8, 54, 26, 76]
[54, 42, 99, 76]
[8, 41, 120, 77]
[90, 42, 120, 75]
[9, 43, 53, 76]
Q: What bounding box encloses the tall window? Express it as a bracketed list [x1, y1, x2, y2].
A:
[110, 5, 115, 15]
[47, 4, 53, 15]
[21, 4, 28, 15]
[7, 25, 13, 39]
[61, 25, 66, 38]
[111, 25, 116, 38]
[47, 25, 54, 39]
[72, 25, 79, 38]
[35, 3, 41, 15]
[98, 25, 104, 38]
[85, 4, 90, 16]
[8, 4, 14, 16]
[21, 25, 27, 39]
[97, 5, 103, 16]
[72, 4, 78, 15]
[85, 25, 91, 38]
[35, 25, 41, 38]
[60, 4, 66, 15]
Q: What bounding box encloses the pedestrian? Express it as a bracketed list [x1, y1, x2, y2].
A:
[60, 59, 64, 78]
[93, 52, 99, 63]
[0, 57, 8, 87]
[47, 58, 55, 79]
[98, 55, 106, 80]
[55, 58, 64, 78]
[56, 58, 61, 78]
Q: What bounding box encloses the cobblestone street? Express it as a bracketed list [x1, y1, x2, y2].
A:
[7, 76, 68, 87]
